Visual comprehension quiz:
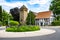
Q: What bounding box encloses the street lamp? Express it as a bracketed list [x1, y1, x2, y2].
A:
[6, 15, 10, 28]
[8, 15, 10, 27]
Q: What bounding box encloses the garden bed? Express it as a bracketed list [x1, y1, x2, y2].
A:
[6, 25, 40, 32]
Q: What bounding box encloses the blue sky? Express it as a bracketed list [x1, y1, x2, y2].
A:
[0, 0, 52, 12]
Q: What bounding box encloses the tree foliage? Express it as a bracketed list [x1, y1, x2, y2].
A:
[0, 5, 13, 25]
[50, 0, 60, 21]
[50, 0, 60, 15]
[50, 0, 60, 25]
[0, 6, 2, 13]
[2, 10, 13, 25]
[0, 6, 2, 21]
[10, 7, 20, 22]
[26, 11, 35, 25]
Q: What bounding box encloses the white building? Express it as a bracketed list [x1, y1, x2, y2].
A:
[35, 11, 54, 26]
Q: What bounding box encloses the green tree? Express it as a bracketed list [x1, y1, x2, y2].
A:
[0, 6, 13, 26]
[50, 0, 60, 26]
[10, 7, 19, 21]
[26, 11, 35, 25]
[2, 10, 13, 25]
[50, 0, 60, 20]
[50, 0, 60, 15]
[0, 6, 2, 21]
[0, 6, 2, 13]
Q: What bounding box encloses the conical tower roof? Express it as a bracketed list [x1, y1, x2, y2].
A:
[20, 5, 28, 11]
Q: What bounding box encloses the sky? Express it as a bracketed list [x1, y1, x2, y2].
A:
[0, 0, 52, 13]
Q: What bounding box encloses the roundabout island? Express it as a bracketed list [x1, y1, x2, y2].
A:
[0, 27, 56, 38]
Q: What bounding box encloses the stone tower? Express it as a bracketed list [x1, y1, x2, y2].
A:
[19, 5, 28, 24]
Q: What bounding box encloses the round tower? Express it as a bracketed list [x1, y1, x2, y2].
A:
[19, 5, 28, 24]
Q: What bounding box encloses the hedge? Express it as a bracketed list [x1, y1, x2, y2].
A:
[9, 20, 19, 26]
[51, 21, 60, 26]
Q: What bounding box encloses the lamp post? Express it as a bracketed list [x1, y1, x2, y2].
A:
[8, 15, 10, 27]
[6, 15, 10, 28]
[30, 12, 31, 25]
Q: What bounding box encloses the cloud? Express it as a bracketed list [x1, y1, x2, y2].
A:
[27, 0, 51, 12]
[28, 0, 50, 5]
[1, 2, 23, 8]
[0, 0, 52, 12]
[0, 0, 27, 12]
[5, 0, 30, 2]
[0, 0, 23, 8]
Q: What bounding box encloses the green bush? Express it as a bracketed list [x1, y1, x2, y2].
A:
[9, 20, 19, 26]
[6, 27, 15, 32]
[0, 21, 2, 26]
[6, 26, 18, 32]
[52, 21, 60, 26]
[18, 25, 40, 32]
[6, 25, 40, 32]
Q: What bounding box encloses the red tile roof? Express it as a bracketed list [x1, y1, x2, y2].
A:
[35, 11, 51, 19]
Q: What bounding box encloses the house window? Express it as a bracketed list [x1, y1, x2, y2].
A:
[35, 19, 39, 25]
[44, 18, 48, 22]
[44, 22, 48, 25]
[51, 18, 53, 21]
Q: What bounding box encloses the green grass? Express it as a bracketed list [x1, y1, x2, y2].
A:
[6, 25, 40, 32]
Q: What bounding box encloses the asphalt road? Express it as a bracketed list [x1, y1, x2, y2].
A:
[0, 27, 60, 40]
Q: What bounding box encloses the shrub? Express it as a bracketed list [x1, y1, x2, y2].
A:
[6, 26, 18, 32]
[6, 27, 15, 32]
[51, 21, 60, 26]
[9, 20, 19, 26]
[18, 25, 40, 32]
[0, 21, 2, 26]
[6, 25, 40, 32]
